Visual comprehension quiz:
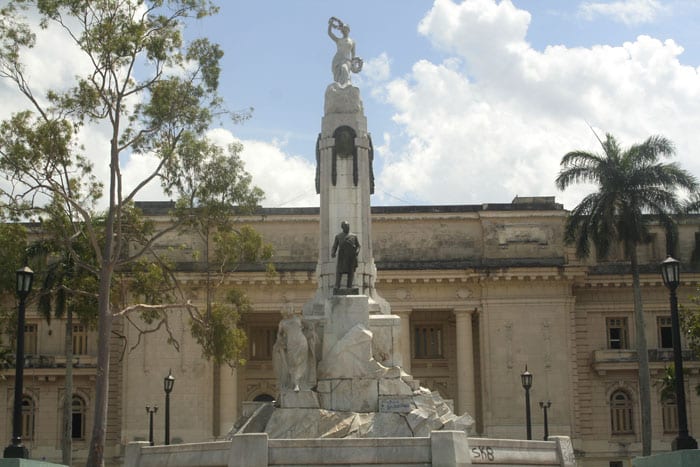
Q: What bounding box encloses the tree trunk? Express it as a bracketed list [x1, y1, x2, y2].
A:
[86, 267, 113, 466]
[87, 110, 121, 467]
[61, 308, 73, 465]
[86, 264, 113, 467]
[631, 245, 652, 456]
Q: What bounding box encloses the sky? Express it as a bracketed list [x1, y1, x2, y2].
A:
[2, 0, 700, 211]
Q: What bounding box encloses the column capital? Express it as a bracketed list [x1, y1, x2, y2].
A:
[453, 306, 479, 318]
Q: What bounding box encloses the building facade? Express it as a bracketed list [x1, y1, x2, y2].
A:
[2, 196, 699, 466]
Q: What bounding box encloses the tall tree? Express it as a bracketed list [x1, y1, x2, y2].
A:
[556, 132, 698, 456]
[0, 223, 28, 359]
[178, 141, 272, 435]
[0, 2, 257, 465]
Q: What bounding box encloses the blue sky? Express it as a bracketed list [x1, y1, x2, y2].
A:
[198, 0, 700, 208]
[2, 0, 700, 210]
[211, 0, 700, 161]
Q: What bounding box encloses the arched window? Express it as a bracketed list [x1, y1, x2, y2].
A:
[21, 396, 35, 441]
[253, 393, 274, 402]
[662, 394, 678, 433]
[72, 395, 86, 439]
[610, 390, 634, 434]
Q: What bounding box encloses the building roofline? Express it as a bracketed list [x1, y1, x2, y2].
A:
[134, 198, 565, 217]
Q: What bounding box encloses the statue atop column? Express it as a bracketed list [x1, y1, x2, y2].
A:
[331, 221, 360, 292]
[328, 16, 363, 87]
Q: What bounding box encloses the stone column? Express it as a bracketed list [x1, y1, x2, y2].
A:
[394, 309, 412, 373]
[454, 308, 476, 416]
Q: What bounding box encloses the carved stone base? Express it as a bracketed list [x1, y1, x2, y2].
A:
[280, 389, 320, 409]
[333, 287, 359, 295]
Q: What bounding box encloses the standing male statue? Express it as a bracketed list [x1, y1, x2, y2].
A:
[331, 221, 361, 290]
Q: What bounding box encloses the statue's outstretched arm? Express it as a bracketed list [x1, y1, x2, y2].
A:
[328, 18, 340, 42]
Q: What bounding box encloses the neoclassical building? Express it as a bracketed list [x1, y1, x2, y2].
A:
[2, 196, 699, 467]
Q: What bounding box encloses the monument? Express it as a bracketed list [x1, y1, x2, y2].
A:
[124, 17, 577, 467]
[241, 15, 474, 439]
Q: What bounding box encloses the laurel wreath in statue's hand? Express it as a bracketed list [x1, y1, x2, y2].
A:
[351, 57, 363, 73]
[329, 17, 343, 29]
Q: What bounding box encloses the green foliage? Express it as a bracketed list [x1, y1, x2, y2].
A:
[190, 293, 249, 368]
[0, 223, 28, 294]
[655, 364, 678, 402]
[215, 225, 274, 271]
[556, 133, 698, 260]
[557, 131, 699, 456]
[0, 223, 28, 344]
[0, 1, 261, 462]
[0, 338, 12, 375]
[681, 297, 700, 396]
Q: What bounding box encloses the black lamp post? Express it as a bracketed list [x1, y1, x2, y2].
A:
[539, 400, 552, 440]
[660, 256, 698, 450]
[521, 365, 533, 440]
[4, 265, 34, 459]
[146, 405, 158, 446]
[163, 370, 175, 445]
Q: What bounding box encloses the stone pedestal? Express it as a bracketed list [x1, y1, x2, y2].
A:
[280, 389, 320, 409]
[369, 313, 402, 367]
[321, 295, 370, 360]
[303, 81, 391, 317]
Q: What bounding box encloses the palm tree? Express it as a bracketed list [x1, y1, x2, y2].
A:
[29, 231, 97, 466]
[556, 132, 698, 456]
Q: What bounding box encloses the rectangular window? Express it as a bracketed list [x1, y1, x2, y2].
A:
[24, 324, 38, 355]
[72, 324, 88, 355]
[607, 318, 628, 350]
[21, 398, 34, 440]
[249, 326, 276, 361]
[609, 462, 623, 467]
[658, 317, 673, 349]
[647, 233, 660, 261]
[72, 411, 84, 439]
[413, 324, 443, 359]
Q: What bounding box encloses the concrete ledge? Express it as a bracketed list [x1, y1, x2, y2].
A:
[124, 434, 574, 466]
[633, 450, 700, 467]
[269, 436, 431, 464]
[431, 430, 471, 466]
[230, 433, 268, 467]
[0, 461, 67, 467]
[126, 440, 231, 467]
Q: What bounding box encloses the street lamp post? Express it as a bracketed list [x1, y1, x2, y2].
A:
[4, 265, 34, 459]
[660, 256, 698, 450]
[163, 370, 175, 445]
[146, 405, 158, 446]
[539, 401, 552, 440]
[521, 366, 533, 440]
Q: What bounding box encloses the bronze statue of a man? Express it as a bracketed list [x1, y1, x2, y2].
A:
[331, 221, 360, 289]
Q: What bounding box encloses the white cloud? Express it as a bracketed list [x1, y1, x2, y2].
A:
[578, 0, 664, 25]
[0, 10, 318, 212]
[371, 0, 700, 209]
[206, 129, 318, 208]
[120, 129, 319, 209]
[362, 53, 392, 84]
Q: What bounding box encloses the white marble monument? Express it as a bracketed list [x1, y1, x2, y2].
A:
[262, 16, 474, 438]
[124, 17, 577, 467]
